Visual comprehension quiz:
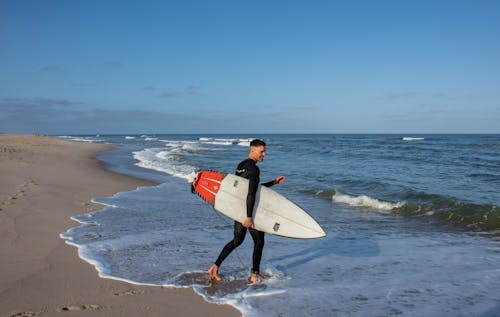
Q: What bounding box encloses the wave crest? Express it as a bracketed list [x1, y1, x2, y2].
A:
[332, 191, 406, 211]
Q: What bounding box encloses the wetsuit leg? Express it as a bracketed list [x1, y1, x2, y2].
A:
[249, 228, 265, 274]
[214, 221, 247, 267]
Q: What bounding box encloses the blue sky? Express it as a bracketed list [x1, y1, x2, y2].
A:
[1, 0, 499, 134]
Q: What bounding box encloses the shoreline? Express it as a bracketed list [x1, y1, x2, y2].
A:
[0, 135, 240, 317]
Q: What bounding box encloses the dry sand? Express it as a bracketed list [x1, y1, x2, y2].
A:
[0, 135, 240, 317]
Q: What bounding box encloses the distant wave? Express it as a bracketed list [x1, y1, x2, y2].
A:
[198, 137, 251, 147]
[58, 135, 104, 143]
[402, 137, 425, 141]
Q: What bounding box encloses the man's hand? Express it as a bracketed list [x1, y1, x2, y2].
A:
[275, 176, 286, 185]
[243, 217, 254, 228]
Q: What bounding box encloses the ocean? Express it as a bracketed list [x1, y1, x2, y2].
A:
[59, 134, 500, 316]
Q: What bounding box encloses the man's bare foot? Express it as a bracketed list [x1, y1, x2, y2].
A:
[208, 264, 222, 282]
[248, 273, 263, 283]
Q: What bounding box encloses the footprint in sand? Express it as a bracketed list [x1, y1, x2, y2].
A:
[2, 198, 15, 206]
[112, 289, 145, 296]
[10, 311, 41, 317]
[1, 195, 18, 207]
[58, 304, 102, 312]
[1, 179, 39, 208]
[17, 185, 27, 196]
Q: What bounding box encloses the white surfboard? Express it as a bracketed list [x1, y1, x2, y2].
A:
[192, 171, 326, 239]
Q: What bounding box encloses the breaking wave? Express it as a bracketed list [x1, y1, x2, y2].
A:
[316, 189, 500, 231]
[331, 191, 406, 211]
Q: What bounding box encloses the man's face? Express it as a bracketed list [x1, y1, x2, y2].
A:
[250, 145, 266, 162]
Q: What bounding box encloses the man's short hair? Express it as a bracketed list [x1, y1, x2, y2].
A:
[250, 139, 266, 147]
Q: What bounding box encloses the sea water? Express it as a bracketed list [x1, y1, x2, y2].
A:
[60, 134, 500, 316]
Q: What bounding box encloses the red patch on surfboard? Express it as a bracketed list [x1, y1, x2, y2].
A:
[192, 170, 225, 204]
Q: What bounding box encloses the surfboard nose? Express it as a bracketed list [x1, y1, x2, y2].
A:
[293, 223, 326, 239]
[316, 226, 327, 238]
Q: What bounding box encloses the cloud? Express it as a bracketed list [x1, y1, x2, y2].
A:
[378, 91, 448, 101]
[0, 97, 83, 108]
[35, 98, 84, 107]
[87, 61, 124, 70]
[379, 92, 418, 101]
[185, 85, 200, 95]
[385, 109, 455, 121]
[0, 99, 74, 129]
[0, 97, 207, 134]
[157, 86, 201, 98]
[159, 91, 178, 98]
[0, 96, 301, 134]
[293, 105, 319, 111]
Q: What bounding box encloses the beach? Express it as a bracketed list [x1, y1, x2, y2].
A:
[0, 135, 240, 317]
[2, 134, 499, 316]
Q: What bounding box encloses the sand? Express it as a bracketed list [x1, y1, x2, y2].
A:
[0, 135, 240, 317]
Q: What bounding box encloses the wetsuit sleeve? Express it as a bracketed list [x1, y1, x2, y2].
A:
[261, 180, 275, 188]
[246, 168, 259, 218]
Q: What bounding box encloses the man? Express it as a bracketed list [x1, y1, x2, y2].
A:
[208, 139, 285, 283]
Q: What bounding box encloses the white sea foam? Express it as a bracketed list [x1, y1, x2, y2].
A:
[205, 140, 234, 145]
[237, 138, 252, 147]
[189, 265, 289, 316]
[133, 147, 194, 179]
[161, 137, 249, 150]
[162, 140, 200, 147]
[197, 137, 252, 147]
[58, 135, 103, 143]
[402, 137, 425, 141]
[332, 192, 405, 211]
[125, 136, 136, 139]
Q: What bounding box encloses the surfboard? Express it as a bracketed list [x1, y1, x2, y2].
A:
[191, 170, 326, 239]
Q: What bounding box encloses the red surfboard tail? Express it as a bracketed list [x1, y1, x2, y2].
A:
[192, 170, 225, 205]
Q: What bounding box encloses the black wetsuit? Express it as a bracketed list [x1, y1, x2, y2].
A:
[214, 158, 275, 275]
